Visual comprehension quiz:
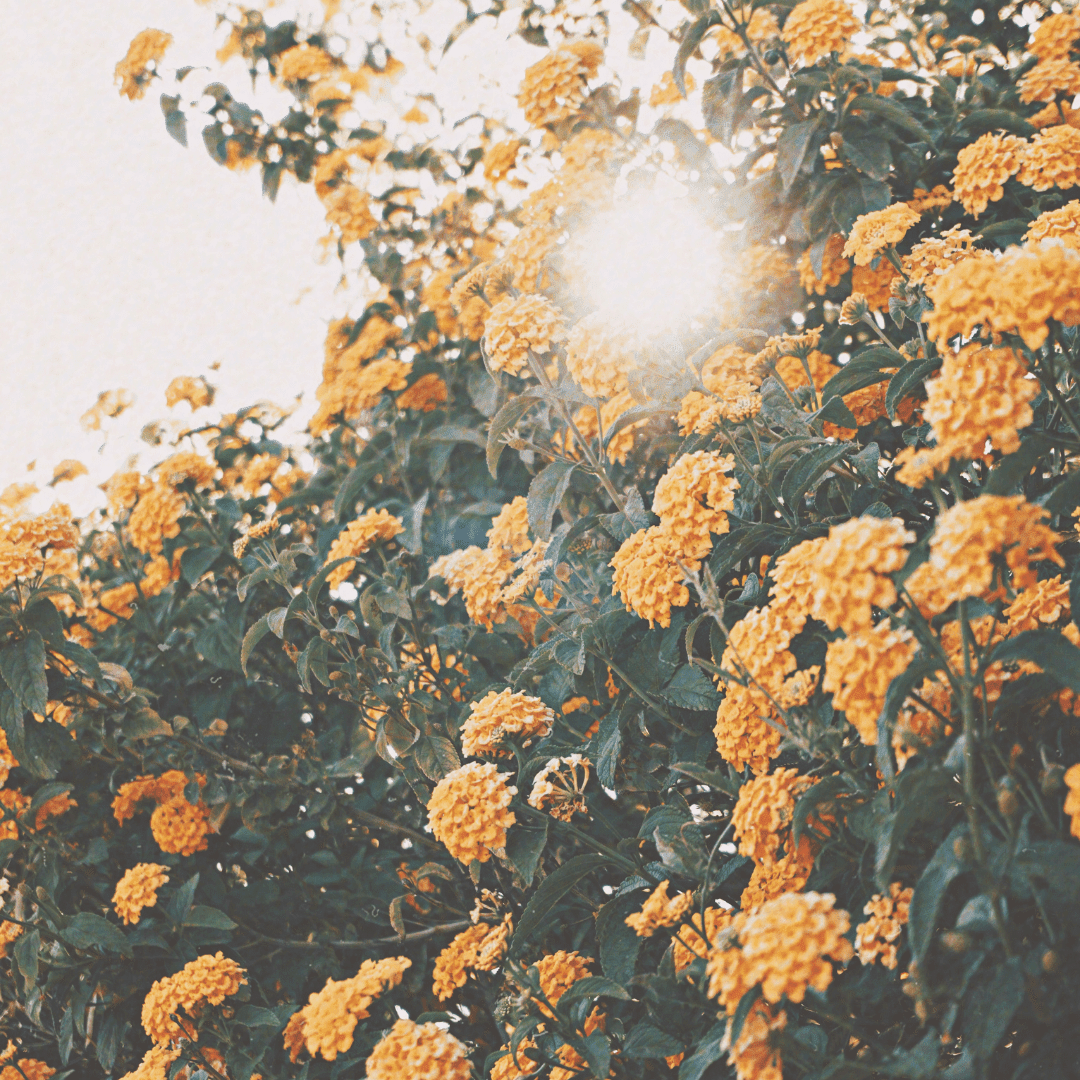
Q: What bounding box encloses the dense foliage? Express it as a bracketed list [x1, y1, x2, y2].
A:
[5, 1, 1080, 1078]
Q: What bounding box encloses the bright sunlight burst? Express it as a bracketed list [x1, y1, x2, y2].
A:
[568, 189, 725, 338]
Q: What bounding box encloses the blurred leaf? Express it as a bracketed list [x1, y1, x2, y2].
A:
[61, 913, 132, 957]
[511, 854, 613, 954]
[505, 819, 548, 887]
[527, 461, 578, 541]
[990, 630, 1080, 692]
[184, 905, 237, 930]
[909, 825, 968, 963]
[777, 118, 822, 190]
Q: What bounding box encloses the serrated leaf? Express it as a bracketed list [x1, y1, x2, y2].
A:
[414, 735, 461, 781]
[558, 975, 631, 1005]
[590, 709, 622, 788]
[777, 118, 821, 190]
[0, 633, 48, 716]
[781, 444, 851, 510]
[623, 1022, 684, 1059]
[61, 913, 132, 956]
[660, 665, 722, 711]
[504, 819, 548, 887]
[184, 905, 237, 930]
[886, 355, 940, 419]
[527, 460, 578, 541]
[511, 853, 612, 954]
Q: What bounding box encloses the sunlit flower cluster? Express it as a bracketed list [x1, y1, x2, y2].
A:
[781, 0, 861, 65]
[843, 203, 920, 266]
[428, 761, 516, 863]
[366, 1018, 472, 1080]
[517, 40, 604, 127]
[141, 952, 246, 1043]
[610, 524, 698, 629]
[397, 372, 449, 412]
[461, 689, 554, 757]
[115, 29, 172, 99]
[625, 879, 695, 936]
[564, 313, 637, 398]
[798, 233, 850, 294]
[325, 508, 405, 588]
[165, 375, 213, 411]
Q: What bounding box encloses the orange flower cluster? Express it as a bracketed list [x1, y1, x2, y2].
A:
[724, 1000, 786, 1080]
[843, 203, 920, 266]
[517, 40, 604, 127]
[951, 132, 1026, 217]
[625, 880, 695, 936]
[852, 259, 901, 311]
[0, 729, 16, 786]
[165, 375, 213, 410]
[772, 517, 913, 633]
[0, 920, 23, 959]
[1018, 56, 1080, 103]
[824, 621, 918, 744]
[115, 28, 172, 99]
[461, 688, 554, 757]
[323, 184, 379, 243]
[610, 525, 696, 629]
[325, 508, 405, 588]
[906, 495, 1062, 613]
[113, 770, 210, 856]
[564, 313, 638, 398]
[428, 761, 516, 863]
[651, 451, 739, 560]
[128, 483, 186, 555]
[483, 293, 566, 377]
[0, 1062, 54, 1080]
[673, 906, 734, 972]
[141, 952, 246, 1043]
[534, 949, 592, 1011]
[894, 344, 1036, 486]
[798, 233, 850, 294]
[488, 496, 533, 555]
[282, 956, 411, 1061]
[901, 225, 979, 285]
[118, 1044, 182, 1080]
[0, 789, 30, 841]
[1064, 764, 1080, 839]
[855, 882, 912, 969]
[781, 0, 861, 65]
[366, 1018, 472, 1080]
[1004, 575, 1070, 632]
[732, 767, 816, 867]
[1017, 124, 1080, 190]
[706, 892, 853, 1012]
[714, 605, 817, 774]
[1025, 200, 1080, 248]
[483, 138, 523, 183]
[430, 545, 514, 629]
[113, 863, 170, 925]
[397, 372, 449, 412]
[432, 914, 512, 999]
[1029, 11, 1080, 60]
[528, 753, 590, 821]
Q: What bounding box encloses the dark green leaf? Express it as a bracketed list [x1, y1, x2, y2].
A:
[887, 355, 940, 419]
[240, 613, 272, 676]
[13, 928, 39, 991]
[332, 457, 381, 521]
[591, 708, 622, 788]
[673, 11, 722, 96]
[876, 656, 941, 781]
[909, 825, 968, 962]
[781, 444, 851, 509]
[847, 94, 936, 144]
[558, 976, 632, 1005]
[983, 434, 1051, 495]
[61, 913, 132, 957]
[414, 735, 461, 781]
[963, 958, 1024, 1061]
[841, 134, 893, 180]
[180, 546, 222, 584]
[820, 347, 903, 402]
[990, 630, 1080, 692]
[527, 461, 578, 541]
[1042, 469, 1080, 515]
[623, 1022, 684, 1059]
[0, 632, 48, 715]
[235, 1005, 282, 1028]
[168, 873, 200, 924]
[486, 392, 544, 477]
[660, 665, 722, 711]
[596, 892, 642, 983]
[777, 118, 821, 190]
[679, 1023, 726, 1080]
[511, 853, 612, 953]
[184, 905, 237, 930]
[504, 819, 548, 887]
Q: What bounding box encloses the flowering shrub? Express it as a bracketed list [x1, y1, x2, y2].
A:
[6, 0, 1080, 1077]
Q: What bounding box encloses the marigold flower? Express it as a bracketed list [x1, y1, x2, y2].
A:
[367, 1018, 471, 1080]
[432, 915, 512, 999]
[165, 375, 213, 410]
[652, 452, 738, 561]
[396, 372, 449, 412]
[855, 882, 912, 969]
[1016, 124, 1080, 191]
[894, 344, 1036, 486]
[1064, 763, 1080, 839]
[782, 0, 860, 64]
[325, 509, 405, 588]
[843, 203, 920, 266]
[483, 293, 566, 377]
[284, 956, 411, 1061]
[517, 39, 604, 127]
[824, 621, 918, 744]
[490, 1039, 540, 1080]
[951, 132, 1026, 217]
[461, 689, 554, 758]
[611, 525, 698, 629]
[113, 863, 170, 925]
[115, 28, 172, 99]
[906, 495, 1063, 614]
[529, 754, 590, 821]
[706, 892, 853, 1012]
[1025, 200, 1080, 249]
[1018, 57, 1080, 103]
[626, 880, 695, 936]
[564, 313, 638, 398]
[1029, 11, 1080, 60]
[141, 952, 246, 1043]
[724, 999, 786, 1080]
[428, 761, 516, 863]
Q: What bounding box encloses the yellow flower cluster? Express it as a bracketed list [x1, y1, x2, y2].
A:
[564, 313, 638, 398]
[366, 1018, 472, 1080]
[141, 952, 246, 1043]
[461, 688, 554, 757]
[432, 914, 512, 999]
[673, 906, 733, 972]
[323, 184, 379, 243]
[895, 344, 1036, 486]
[113, 770, 210, 856]
[517, 40, 604, 127]
[282, 956, 411, 1061]
[488, 496, 533, 555]
[1065, 764, 1080, 839]
[732, 768, 815, 867]
[528, 753, 590, 821]
[325, 508, 405, 589]
[652, 451, 739, 560]
[430, 545, 514, 629]
[625, 880, 695, 936]
[781, 0, 860, 65]
[1018, 55, 1080, 103]
[0, 729, 16, 786]
[1029, 11, 1080, 60]
[118, 1044, 181, 1080]
[1004, 574, 1070, 632]
[483, 138, 523, 183]
[0, 502, 79, 590]
[706, 892, 853, 1012]
[277, 43, 339, 82]
[80, 387, 135, 431]
[113, 863, 169, 925]
[610, 525, 696, 629]
[1025, 200, 1080, 248]
[855, 882, 912, 969]
[397, 372, 449, 412]
[906, 495, 1062, 613]
[428, 761, 516, 863]
[798, 233, 850, 294]
[843, 203, 920, 266]
[773, 517, 913, 633]
[165, 375, 213, 410]
[0, 789, 30, 841]
[128, 483, 186, 555]
[115, 28, 172, 99]
[483, 293, 566, 377]
[1017, 124, 1080, 190]
[534, 948, 592, 1011]
[0, 1062, 54, 1080]
[824, 621, 918, 744]
[901, 225, 979, 285]
[951, 132, 1026, 217]
[0, 920, 23, 958]
[724, 1000, 786, 1080]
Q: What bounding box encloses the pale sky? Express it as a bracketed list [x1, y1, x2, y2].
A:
[0, 0, 682, 516]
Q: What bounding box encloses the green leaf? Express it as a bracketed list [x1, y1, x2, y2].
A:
[403, 490, 430, 554]
[841, 133, 893, 180]
[847, 94, 936, 144]
[504, 819, 548, 887]
[820, 347, 903, 402]
[963, 958, 1025, 1061]
[982, 434, 1051, 496]
[990, 630, 1080, 692]
[61, 913, 132, 957]
[591, 708, 622, 788]
[180, 545, 222, 584]
[420, 424, 487, 448]
[332, 457, 381, 522]
[13, 928, 40, 991]
[959, 109, 1035, 138]
[240, 613, 272, 676]
[673, 11, 722, 96]
[886, 355, 940, 419]
[596, 892, 642, 983]
[168, 874, 200, 924]
[183, 905, 237, 930]
[777, 118, 821, 190]
[235, 1005, 282, 1028]
[781, 444, 851, 510]
[0, 632, 48, 715]
[487, 392, 544, 477]
[160, 94, 188, 146]
[623, 1023, 684, 1059]
[679, 1023, 726, 1080]
[511, 853, 613, 954]
[527, 460, 578, 542]
[660, 665, 722, 711]
[909, 825, 968, 962]
[1042, 469, 1080, 515]
[671, 762, 741, 797]
[558, 976, 632, 1005]
[875, 656, 941, 780]
[123, 707, 174, 741]
[413, 735, 461, 781]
